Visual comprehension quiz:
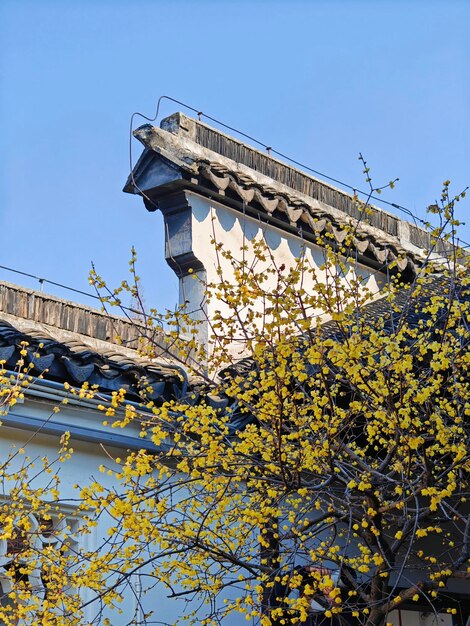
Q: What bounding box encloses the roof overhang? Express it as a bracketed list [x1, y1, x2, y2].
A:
[124, 114, 453, 275]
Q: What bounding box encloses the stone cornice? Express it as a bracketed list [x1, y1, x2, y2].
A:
[125, 115, 456, 275]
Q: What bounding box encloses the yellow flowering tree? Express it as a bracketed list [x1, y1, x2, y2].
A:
[0, 180, 468, 626]
[80, 182, 470, 626]
[0, 347, 88, 625]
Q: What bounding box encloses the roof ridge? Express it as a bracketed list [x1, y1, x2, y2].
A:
[128, 124, 439, 273]
[0, 280, 160, 351]
[159, 112, 425, 240]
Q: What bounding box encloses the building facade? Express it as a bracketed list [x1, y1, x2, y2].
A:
[0, 112, 467, 625]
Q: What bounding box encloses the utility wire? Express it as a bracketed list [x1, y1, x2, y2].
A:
[0, 264, 152, 320]
[0, 264, 101, 302]
[131, 95, 469, 250]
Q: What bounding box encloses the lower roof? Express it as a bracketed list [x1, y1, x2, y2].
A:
[0, 281, 189, 403]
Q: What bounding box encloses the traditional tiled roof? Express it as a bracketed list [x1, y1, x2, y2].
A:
[220, 273, 470, 382]
[124, 112, 454, 274]
[0, 281, 189, 402]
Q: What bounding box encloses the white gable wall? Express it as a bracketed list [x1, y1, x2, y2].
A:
[178, 192, 386, 354]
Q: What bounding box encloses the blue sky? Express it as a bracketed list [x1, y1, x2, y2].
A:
[1, 0, 469, 313]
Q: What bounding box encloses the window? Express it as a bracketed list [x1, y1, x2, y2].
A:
[0, 511, 80, 625]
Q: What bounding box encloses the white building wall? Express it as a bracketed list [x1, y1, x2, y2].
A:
[0, 396, 205, 626]
[184, 191, 386, 355]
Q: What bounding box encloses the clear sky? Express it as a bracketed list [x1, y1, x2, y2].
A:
[1, 0, 469, 313]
